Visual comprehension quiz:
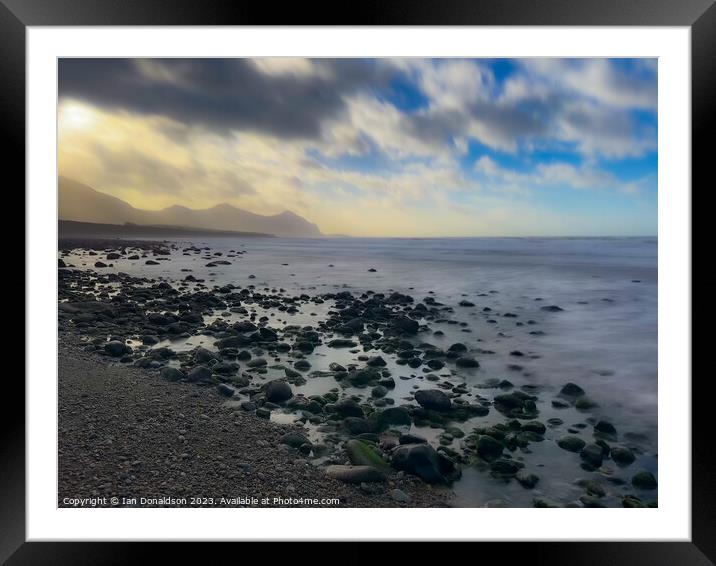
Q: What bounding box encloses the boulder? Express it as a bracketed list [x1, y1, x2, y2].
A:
[557, 435, 586, 452]
[160, 367, 184, 382]
[392, 316, 419, 335]
[391, 443, 446, 484]
[414, 389, 452, 412]
[345, 439, 391, 472]
[265, 380, 293, 403]
[187, 365, 212, 382]
[104, 340, 131, 357]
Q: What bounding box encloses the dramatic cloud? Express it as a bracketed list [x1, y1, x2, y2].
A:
[58, 58, 658, 236]
[59, 58, 394, 139]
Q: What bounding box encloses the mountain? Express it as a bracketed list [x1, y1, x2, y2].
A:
[58, 177, 323, 238]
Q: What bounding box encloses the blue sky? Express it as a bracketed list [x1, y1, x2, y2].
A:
[59, 57, 657, 236]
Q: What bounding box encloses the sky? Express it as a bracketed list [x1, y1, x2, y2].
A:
[58, 58, 657, 237]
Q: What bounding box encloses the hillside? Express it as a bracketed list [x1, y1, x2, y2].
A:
[58, 177, 322, 238]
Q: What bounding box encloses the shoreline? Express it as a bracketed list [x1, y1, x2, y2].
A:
[57, 237, 657, 508]
[58, 333, 451, 508]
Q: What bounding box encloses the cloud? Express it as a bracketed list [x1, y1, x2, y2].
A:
[58, 58, 658, 236]
[474, 155, 652, 195]
[59, 58, 394, 140]
[59, 58, 657, 161]
[518, 58, 657, 110]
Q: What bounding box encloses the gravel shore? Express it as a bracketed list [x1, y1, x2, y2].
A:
[58, 334, 452, 508]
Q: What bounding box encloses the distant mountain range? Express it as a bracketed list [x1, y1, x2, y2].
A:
[58, 177, 322, 238]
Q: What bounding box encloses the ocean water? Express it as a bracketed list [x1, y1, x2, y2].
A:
[64, 236, 658, 507]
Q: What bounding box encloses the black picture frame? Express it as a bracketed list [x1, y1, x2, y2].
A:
[5, 0, 710, 560]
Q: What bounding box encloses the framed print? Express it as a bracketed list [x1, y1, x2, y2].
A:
[6, 0, 711, 560]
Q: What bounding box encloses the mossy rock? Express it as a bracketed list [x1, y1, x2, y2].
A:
[533, 497, 560, 508]
[631, 470, 657, 490]
[557, 435, 586, 452]
[610, 446, 636, 466]
[445, 426, 465, 439]
[345, 439, 391, 473]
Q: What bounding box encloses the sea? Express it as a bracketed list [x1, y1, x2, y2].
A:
[64, 235, 658, 507]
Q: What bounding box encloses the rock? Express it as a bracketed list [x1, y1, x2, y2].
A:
[541, 305, 564, 312]
[376, 407, 411, 426]
[557, 435, 586, 452]
[391, 443, 446, 484]
[285, 367, 302, 379]
[293, 360, 311, 371]
[393, 316, 419, 335]
[281, 432, 310, 449]
[265, 380, 293, 403]
[580, 443, 604, 467]
[560, 382, 585, 397]
[477, 435, 504, 459]
[345, 439, 390, 472]
[458, 300, 475, 307]
[631, 470, 657, 490]
[328, 339, 358, 348]
[104, 340, 131, 357]
[610, 446, 636, 466]
[371, 385, 388, 398]
[516, 469, 539, 488]
[337, 318, 364, 335]
[194, 347, 216, 364]
[580, 495, 606, 508]
[234, 321, 258, 333]
[399, 433, 428, 445]
[366, 356, 387, 367]
[414, 389, 452, 411]
[594, 420, 617, 436]
[577, 478, 606, 497]
[94, 261, 108, 268]
[448, 343, 468, 353]
[521, 421, 546, 435]
[325, 465, 386, 484]
[240, 401, 257, 412]
[247, 358, 268, 368]
[159, 367, 184, 381]
[329, 362, 346, 372]
[216, 383, 235, 397]
[334, 399, 364, 418]
[455, 357, 480, 368]
[258, 327, 278, 342]
[390, 489, 411, 504]
[490, 459, 522, 478]
[622, 495, 645, 508]
[58, 258, 66, 268]
[347, 368, 380, 386]
[343, 417, 374, 435]
[533, 497, 560, 508]
[256, 408, 271, 419]
[426, 359, 445, 370]
[187, 365, 212, 382]
[145, 260, 160, 265]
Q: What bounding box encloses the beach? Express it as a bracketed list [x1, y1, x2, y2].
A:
[58, 235, 658, 508]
